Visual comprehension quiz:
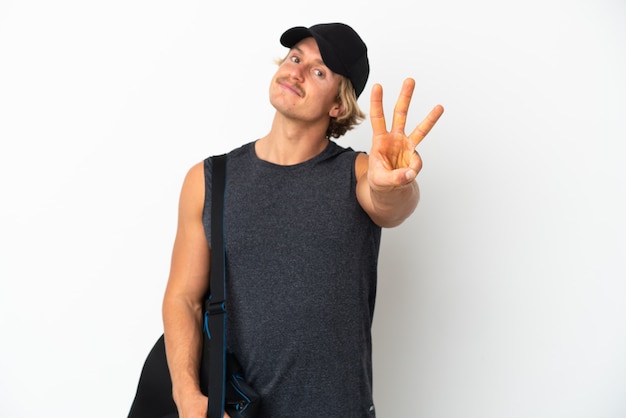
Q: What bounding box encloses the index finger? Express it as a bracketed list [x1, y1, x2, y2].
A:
[369, 83, 388, 136]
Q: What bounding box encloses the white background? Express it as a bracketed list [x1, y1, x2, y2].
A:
[1, 1, 625, 417]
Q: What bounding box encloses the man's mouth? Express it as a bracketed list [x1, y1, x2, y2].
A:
[278, 79, 303, 97]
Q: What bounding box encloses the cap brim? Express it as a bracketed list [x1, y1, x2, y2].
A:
[280, 26, 313, 48]
[280, 26, 344, 77]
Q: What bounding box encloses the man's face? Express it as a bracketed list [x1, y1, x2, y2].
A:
[269, 37, 343, 123]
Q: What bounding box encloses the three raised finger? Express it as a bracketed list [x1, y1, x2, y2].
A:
[369, 83, 387, 136]
[409, 104, 445, 148]
[391, 78, 416, 134]
[370, 78, 444, 147]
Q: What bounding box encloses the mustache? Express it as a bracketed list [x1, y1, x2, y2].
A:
[276, 77, 304, 96]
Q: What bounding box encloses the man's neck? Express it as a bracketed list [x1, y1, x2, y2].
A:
[255, 114, 330, 166]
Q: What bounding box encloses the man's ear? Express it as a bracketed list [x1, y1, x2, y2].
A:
[329, 102, 345, 118]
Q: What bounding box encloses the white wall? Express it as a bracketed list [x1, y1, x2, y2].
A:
[1, 1, 624, 417]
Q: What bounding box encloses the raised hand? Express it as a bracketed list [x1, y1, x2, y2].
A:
[368, 77, 444, 192]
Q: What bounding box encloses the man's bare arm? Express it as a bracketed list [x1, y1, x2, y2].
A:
[162, 162, 213, 418]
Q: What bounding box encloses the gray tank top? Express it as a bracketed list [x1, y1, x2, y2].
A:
[203, 141, 381, 417]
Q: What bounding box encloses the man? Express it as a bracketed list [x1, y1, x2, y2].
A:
[162, 22, 443, 417]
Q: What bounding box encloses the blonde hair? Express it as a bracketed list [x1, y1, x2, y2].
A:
[328, 76, 365, 139]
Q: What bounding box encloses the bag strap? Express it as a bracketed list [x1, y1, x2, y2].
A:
[204, 154, 227, 418]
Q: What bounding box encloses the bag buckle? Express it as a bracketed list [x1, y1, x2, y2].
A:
[208, 300, 226, 315]
[203, 299, 226, 340]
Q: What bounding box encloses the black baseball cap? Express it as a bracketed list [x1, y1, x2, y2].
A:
[280, 23, 370, 98]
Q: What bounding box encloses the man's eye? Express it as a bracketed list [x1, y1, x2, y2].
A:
[313, 69, 323, 77]
[290, 56, 300, 63]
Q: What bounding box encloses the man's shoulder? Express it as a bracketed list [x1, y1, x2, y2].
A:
[325, 140, 365, 161]
[203, 141, 254, 164]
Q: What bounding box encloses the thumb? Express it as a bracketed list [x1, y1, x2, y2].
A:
[404, 168, 417, 183]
